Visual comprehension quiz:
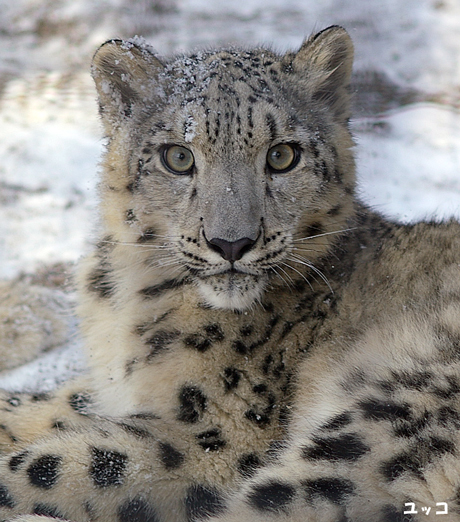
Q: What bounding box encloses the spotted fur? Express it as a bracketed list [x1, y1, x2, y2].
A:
[1, 26, 460, 522]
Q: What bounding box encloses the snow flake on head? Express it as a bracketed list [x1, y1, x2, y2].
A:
[162, 52, 219, 107]
[124, 36, 157, 55]
[184, 115, 197, 143]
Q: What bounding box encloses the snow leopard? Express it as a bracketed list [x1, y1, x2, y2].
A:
[0, 25, 460, 522]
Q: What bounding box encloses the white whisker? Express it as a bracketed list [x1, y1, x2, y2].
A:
[279, 261, 314, 291]
[273, 264, 295, 289]
[292, 246, 325, 255]
[269, 266, 292, 290]
[287, 254, 333, 293]
[103, 241, 174, 250]
[293, 227, 356, 243]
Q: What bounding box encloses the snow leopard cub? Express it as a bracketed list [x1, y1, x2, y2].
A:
[0, 25, 460, 522]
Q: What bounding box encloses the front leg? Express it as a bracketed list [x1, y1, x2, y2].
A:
[0, 377, 95, 452]
[0, 418, 206, 522]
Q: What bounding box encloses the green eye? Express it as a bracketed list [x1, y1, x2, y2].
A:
[266, 144, 299, 173]
[162, 145, 194, 174]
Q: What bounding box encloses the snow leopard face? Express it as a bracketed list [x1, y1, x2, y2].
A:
[91, 29, 355, 310]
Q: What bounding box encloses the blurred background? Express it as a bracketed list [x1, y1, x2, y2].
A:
[0, 0, 460, 387]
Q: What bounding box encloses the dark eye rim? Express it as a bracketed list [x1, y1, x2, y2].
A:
[266, 143, 301, 174]
[160, 144, 195, 175]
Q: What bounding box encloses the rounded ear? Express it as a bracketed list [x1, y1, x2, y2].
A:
[292, 26, 354, 121]
[91, 39, 165, 130]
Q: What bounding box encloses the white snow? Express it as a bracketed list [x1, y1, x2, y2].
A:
[355, 103, 460, 222]
[1, 0, 460, 390]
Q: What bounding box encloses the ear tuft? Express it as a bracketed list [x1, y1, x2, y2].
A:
[292, 26, 354, 121]
[91, 39, 164, 130]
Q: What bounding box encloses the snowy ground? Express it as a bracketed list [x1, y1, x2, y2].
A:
[1, 0, 460, 390]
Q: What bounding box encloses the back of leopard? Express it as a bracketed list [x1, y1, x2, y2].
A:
[1, 25, 460, 522]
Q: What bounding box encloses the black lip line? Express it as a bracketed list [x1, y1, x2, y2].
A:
[187, 266, 259, 278]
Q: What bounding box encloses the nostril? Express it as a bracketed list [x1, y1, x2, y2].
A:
[207, 237, 256, 262]
[237, 238, 256, 260]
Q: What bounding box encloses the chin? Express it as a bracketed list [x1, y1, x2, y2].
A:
[196, 272, 267, 311]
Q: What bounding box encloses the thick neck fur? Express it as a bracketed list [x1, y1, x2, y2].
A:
[76, 197, 395, 414]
